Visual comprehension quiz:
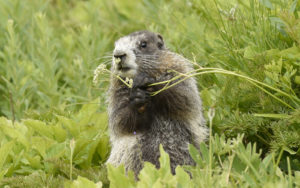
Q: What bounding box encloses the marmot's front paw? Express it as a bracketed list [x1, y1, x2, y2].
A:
[129, 88, 150, 112]
[133, 74, 155, 89]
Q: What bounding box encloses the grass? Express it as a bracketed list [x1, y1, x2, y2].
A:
[0, 0, 299, 187]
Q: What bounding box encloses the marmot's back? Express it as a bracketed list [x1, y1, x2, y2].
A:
[106, 30, 208, 175]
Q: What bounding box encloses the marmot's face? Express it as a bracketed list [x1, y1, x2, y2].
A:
[113, 30, 165, 78]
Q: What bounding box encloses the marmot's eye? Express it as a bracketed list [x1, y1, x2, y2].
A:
[140, 41, 147, 48]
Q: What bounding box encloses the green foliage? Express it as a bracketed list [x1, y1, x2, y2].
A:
[65, 176, 102, 188]
[0, 103, 109, 187]
[107, 145, 195, 188]
[0, 0, 299, 187]
[107, 164, 135, 188]
[106, 137, 299, 187]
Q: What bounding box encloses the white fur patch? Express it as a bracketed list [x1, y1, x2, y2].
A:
[113, 36, 138, 78]
[106, 134, 139, 169]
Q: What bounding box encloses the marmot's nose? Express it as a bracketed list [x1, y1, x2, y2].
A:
[113, 51, 127, 65]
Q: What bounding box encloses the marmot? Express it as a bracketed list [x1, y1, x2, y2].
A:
[106, 30, 208, 176]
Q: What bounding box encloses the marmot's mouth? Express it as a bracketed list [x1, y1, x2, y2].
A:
[117, 64, 131, 72]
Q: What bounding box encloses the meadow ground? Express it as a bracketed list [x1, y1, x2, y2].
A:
[0, 0, 299, 187]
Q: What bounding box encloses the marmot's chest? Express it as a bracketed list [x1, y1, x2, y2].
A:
[107, 118, 192, 169]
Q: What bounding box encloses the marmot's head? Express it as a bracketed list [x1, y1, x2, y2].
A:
[112, 30, 166, 78]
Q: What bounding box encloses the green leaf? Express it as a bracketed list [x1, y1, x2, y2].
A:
[295, 171, 300, 187]
[57, 116, 80, 138]
[138, 162, 159, 187]
[6, 149, 25, 177]
[97, 135, 110, 161]
[253, 113, 291, 119]
[1, 123, 30, 149]
[26, 155, 43, 169]
[65, 176, 102, 188]
[157, 145, 176, 186]
[283, 146, 297, 155]
[189, 144, 204, 167]
[201, 88, 213, 107]
[89, 112, 108, 131]
[31, 136, 49, 158]
[158, 144, 171, 175]
[107, 164, 135, 188]
[84, 139, 100, 168]
[289, 0, 299, 13]
[0, 141, 14, 174]
[76, 102, 99, 121]
[0, 169, 8, 182]
[73, 138, 91, 165]
[199, 142, 210, 164]
[46, 142, 66, 159]
[244, 173, 257, 186]
[52, 124, 67, 142]
[24, 119, 54, 139]
[260, 154, 273, 174]
[244, 45, 259, 59]
[295, 76, 300, 85]
[280, 45, 300, 60]
[175, 166, 194, 188]
[259, 0, 274, 9]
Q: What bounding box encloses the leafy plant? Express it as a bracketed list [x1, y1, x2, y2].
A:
[0, 0, 299, 187]
[0, 102, 109, 187]
[106, 135, 299, 187]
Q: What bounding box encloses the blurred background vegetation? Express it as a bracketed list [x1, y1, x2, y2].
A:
[0, 0, 299, 187]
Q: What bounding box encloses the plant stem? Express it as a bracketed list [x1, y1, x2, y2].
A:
[149, 68, 299, 109]
[9, 91, 15, 124]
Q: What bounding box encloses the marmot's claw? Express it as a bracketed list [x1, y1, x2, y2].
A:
[133, 74, 155, 89]
[129, 88, 150, 109]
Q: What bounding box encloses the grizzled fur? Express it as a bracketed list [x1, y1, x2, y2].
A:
[107, 30, 208, 175]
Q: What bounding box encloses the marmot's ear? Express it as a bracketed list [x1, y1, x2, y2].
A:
[157, 34, 165, 49]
